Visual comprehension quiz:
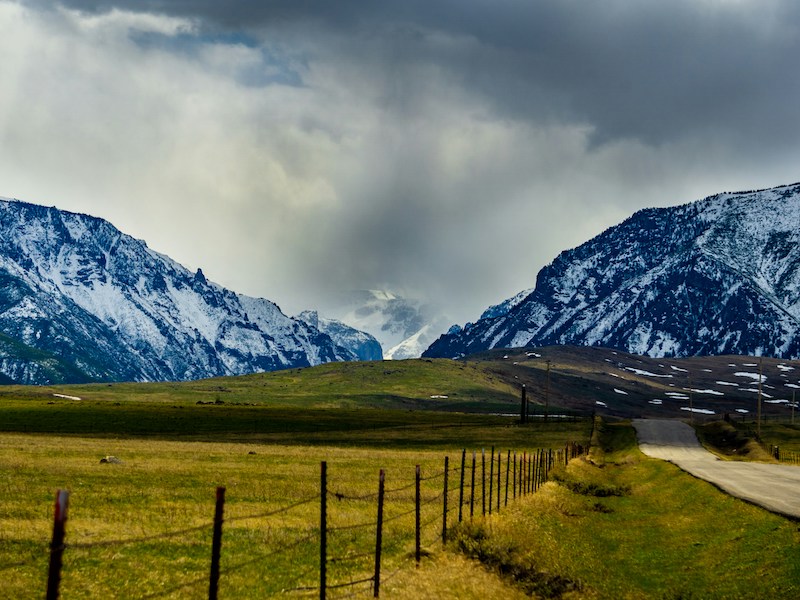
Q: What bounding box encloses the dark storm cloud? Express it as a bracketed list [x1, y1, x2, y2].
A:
[36, 0, 800, 150]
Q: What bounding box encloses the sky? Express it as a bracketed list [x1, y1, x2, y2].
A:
[2, 0, 800, 327]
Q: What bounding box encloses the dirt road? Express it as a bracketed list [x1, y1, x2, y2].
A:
[632, 419, 800, 519]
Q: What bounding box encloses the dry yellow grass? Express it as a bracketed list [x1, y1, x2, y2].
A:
[1, 431, 560, 598]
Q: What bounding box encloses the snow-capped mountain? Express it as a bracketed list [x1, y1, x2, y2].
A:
[295, 310, 383, 361]
[322, 290, 450, 359]
[425, 182, 800, 360]
[0, 198, 360, 384]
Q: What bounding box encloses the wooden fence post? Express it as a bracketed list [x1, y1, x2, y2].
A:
[504, 450, 510, 507]
[415, 465, 421, 565]
[373, 469, 385, 598]
[320, 461, 327, 600]
[208, 487, 226, 600]
[442, 456, 449, 544]
[496, 450, 501, 512]
[488, 447, 494, 516]
[458, 449, 465, 523]
[512, 452, 517, 500]
[46, 489, 70, 600]
[481, 448, 486, 517]
[470, 451, 476, 519]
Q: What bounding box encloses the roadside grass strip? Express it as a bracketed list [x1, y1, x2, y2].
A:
[449, 421, 800, 599]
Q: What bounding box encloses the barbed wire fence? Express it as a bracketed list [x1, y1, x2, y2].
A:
[34, 441, 586, 599]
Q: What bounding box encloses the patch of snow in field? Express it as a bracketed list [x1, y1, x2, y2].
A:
[648, 399, 663, 405]
[503, 355, 509, 359]
[785, 384, 800, 389]
[777, 364, 795, 372]
[728, 363, 737, 367]
[614, 388, 628, 395]
[430, 395, 449, 399]
[765, 399, 788, 404]
[596, 401, 607, 407]
[625, 367, 673, 378]
[688, 388, 724, 396]
[702, 369, 713, 372]
[666, 392, 689, 398]
[670, 365, 688, 373]
[52, 393, 81, 401]
[716, 381, 739, 387]
[743, 363, 758, 367]
[609, 372, 621, 378]
[526, 352, 541, 358]
[735, 409, 749, 414]
[681, 407, 716, 415]
[742, 389, 772, 398]
[735, 372, 766, 382]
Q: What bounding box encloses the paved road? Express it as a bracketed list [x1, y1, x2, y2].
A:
[632, 419, 800, 519]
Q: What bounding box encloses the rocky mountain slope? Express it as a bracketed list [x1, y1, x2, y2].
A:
[295, 310, 383, 361]
[425, 182, 800, 360]
[0, 198, 361, 384]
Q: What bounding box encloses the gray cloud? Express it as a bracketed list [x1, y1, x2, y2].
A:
[4, 1, 800, 326]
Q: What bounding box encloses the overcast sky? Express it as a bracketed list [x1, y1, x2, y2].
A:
[2, 1, 799, 326]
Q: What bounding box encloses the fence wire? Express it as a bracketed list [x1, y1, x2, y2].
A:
[226, 494, 320, 523]
[31, 443, 587, 599]
[219, 530, 318, 575]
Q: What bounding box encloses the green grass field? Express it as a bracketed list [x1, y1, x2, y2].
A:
[0, 358, 521, 410]
[2, 357, 800, 598]
[0, 427, 588, 599]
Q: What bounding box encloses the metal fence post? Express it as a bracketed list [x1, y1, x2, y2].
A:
[46, 489, 70, 600]
[320, 461, 327, 600]
[373, 469, 385, 598]
[208, 487, 226, 600]
[442, 456, 449, 544]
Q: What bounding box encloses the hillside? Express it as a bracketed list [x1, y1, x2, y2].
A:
[426, 183, 800, 360]
[468, 346, 800, 420]
[1, 348, 796, 429]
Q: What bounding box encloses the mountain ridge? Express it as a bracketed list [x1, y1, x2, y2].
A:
[425, 182, 800, 360]
[0, 198, 362, 384]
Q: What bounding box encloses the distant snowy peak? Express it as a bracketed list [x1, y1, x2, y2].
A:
[0, 198, 357, 384]
[425, 182, 800, 360]
[383, 319, 450, 360]
[322, 289, 450, 359]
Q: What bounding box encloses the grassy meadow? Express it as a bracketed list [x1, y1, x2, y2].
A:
[0, 427, 588, 599]
[3, 356, 800, 598]
[0, 358, 591, 598]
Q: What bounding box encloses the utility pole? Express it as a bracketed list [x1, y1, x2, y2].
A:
[757, 357, 763, 439]
[520, 384, 527, 424]
[544, 359, 551, 424]
[688, 374, 694, 425]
